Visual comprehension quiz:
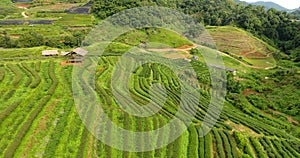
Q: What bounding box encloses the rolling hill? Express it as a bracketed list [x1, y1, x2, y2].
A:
[207, 26, 277, 68]
[1, 25, 300, 157]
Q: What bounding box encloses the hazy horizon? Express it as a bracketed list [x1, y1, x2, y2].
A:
[244, 0, 300, 10]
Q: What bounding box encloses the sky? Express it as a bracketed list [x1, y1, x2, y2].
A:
[243, 0, 300, 10]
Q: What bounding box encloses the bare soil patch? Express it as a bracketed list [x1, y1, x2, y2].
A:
[16, 4, 32, 9]
[234, 77, 244, 81]
[176, 44, 194, 49]
[267, 107, 300, 125]
[287, 116, 299, 125]
[29, 3, 79, 11]
[10, 34, 20, 38]
[225, 120, 261, 137]
[60, 61, 83, 66]
[242, 88, 259, 96]
[164, 53, 187, 59]
[245, 52, 267, 59]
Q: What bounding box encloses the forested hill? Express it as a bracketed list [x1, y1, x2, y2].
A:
[292, 9, 300, 19]
[91, 0, 300, 62]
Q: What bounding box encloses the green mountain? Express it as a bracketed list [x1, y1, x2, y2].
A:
[250, 1, 289, 11]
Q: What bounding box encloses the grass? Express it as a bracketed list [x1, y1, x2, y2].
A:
[114, 28, 193, 48]
[54, 14, 93, 26]
[245, 57, 276, 68]
[0, 46, 61, 58]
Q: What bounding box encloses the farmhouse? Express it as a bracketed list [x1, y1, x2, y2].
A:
[62, 48, 88, 63]
[42, 50, 59, 56]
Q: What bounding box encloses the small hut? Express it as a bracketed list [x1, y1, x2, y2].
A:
[62, 48, 88, 63]
[42, 50, 59, 56]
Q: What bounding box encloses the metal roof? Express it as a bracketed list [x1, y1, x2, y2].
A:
[61, 51, 70, 56]
[42, 50, 59, 56]
[72, 48, 88, 56]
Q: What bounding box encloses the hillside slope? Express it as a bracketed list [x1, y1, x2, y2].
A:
[207, 26, 277, 68]
[0, 49, 299, 157]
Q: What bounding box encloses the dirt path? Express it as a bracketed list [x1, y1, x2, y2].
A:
[241, 49, 256, 57]
[267, 108, 300, 125]
[22, 12, 29, 18]
[220, 50, 275, 69]
[147, 44, 197, 54]
[195, 45, 274, 69]
[222, 53, 265, 69]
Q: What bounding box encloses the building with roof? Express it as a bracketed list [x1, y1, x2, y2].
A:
[42, 50, 59, 56]
[62, 48, 88, 63]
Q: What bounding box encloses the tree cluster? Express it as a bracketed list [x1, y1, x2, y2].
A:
[0, 30, 86, 49]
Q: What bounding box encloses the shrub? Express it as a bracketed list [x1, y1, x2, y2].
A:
[7, 64, 22, 87]
[204, 132, 212, 158]
[0, 67, 5, 82]
[187, 125, 198, 157]
[220, 131, 232, 158]
[22, 63, 41, 88]
[249, 137, 268, 158]
[48, 61, 58, 95]
[4, 95, 51, 158]
[212, 129, 225, 158]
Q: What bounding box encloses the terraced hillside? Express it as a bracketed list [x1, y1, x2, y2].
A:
[0, 51, 299, 157]
[1, 0, 299, 157]
[207, 26, 277, 68]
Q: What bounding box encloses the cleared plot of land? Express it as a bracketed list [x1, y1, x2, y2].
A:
[114, 28, 193, 49]
[54, 14, 93, 26]
[28, 3, 82, 12]
[207, 26, 277, 68]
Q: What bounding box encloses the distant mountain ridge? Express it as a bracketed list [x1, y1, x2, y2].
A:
[235, 0, 295, 11]
[251, 1, 288, 11]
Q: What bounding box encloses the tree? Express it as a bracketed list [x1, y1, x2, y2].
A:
[0, 31, 14, 48]
[227, 72, 243, 94]
[17, 31, 44, 48]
